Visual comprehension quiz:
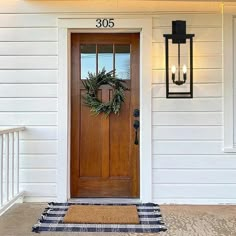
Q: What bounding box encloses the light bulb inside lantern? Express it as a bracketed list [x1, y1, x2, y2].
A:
[183, 64, 187, 82]
[171, 65, 176, 82]
[171, 65, 176, 74]
[182, 64, 187, 74]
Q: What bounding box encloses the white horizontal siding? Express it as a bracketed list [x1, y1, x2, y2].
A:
[153, 14, 221, 28]
[0, 98, 57, 111]
[153, 112, 222, 126]
[0, 85, 57, 97]
[0, 14, 56, 27]
[20, 155, 57, 169]
[153, 184, 236, 199]
[0, 56, 57, 69]
[151, 11, 236, 204]
[20, 140, 57, 154]
[20, 127, 57, 140]
[153, 126, 222, 140]
[0, 2, 232, 203]
[0, 4, 59, 203]
[153, 42, 222, 57]
[154, 16, 222, 44]
[20, 184, 56, 197]
[153, 170, 236, 184]
[0, 70, 57, 84]
[20, 170, 56, 183]
[23, 196, 56, 202]
[153, 155, 236, 169]
[0, 28, 57, 42]
[0, 4, 60, 201]
[153, 141, 223, 155]
[153, 98, 222, 112]
[0, 113, 57, 125]
[0, 42, 57, 55]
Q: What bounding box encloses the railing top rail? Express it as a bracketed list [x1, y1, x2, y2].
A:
[0, 127, 25, 135]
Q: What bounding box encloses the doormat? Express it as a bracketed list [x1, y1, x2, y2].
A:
[63, 205, 140, 224]
[32, 202, 167, 233]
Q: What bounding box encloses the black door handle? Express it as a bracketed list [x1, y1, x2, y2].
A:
[133, 120, 139, 145]
[133, 120, 140, 129]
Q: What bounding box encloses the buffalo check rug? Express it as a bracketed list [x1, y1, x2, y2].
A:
[32, 202, 167, 233]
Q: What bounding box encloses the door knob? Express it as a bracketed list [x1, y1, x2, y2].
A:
[133, 109, 140, 117]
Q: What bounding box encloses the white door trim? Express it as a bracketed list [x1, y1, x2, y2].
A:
[57, 16, 152, 202]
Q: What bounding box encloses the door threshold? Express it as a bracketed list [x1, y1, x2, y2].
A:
[68, 198, 141, 204]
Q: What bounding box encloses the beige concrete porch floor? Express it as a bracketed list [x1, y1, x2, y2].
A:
[0, 203, 236, 236]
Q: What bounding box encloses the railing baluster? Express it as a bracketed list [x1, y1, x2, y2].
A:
[16, 131, 19, 194]
[0, 127, 25, 216]
[5, 133, 9, 202]
[11, 133, 14, 198]
[0, 135, 3, 207]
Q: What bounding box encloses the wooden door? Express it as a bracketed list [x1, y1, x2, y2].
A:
[71, 33, 140, 197]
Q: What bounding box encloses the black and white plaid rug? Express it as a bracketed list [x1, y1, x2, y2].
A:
[32, 202, 167, 233]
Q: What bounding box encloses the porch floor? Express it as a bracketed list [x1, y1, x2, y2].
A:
[0, 203, 235, 236]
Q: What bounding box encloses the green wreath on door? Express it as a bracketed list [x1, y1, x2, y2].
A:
[82, 68, 128, 116]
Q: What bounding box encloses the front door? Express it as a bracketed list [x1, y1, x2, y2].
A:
[71, 33, 140, 197]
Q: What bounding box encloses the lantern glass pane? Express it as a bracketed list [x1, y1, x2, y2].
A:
[168, 39, 191, 95]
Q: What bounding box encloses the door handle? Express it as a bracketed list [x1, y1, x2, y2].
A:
[133, 120, 139, 145]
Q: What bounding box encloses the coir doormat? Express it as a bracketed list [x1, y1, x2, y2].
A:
[32, 202, 167, 233]
[63, 205, 140, 224]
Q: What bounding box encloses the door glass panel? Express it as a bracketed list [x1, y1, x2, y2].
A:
[80, 44, 96, 80]
[115, 45, 130, 80]
[98, 45, 113, 73]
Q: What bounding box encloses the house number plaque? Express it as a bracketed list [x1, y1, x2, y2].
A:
[96, 18, 115, 28]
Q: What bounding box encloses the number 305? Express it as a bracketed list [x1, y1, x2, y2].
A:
[96, 18, 115, 28]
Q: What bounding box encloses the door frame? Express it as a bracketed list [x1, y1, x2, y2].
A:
[57, 16, 152, 202]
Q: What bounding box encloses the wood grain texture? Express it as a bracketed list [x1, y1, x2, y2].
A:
[71, 33, 140, 197]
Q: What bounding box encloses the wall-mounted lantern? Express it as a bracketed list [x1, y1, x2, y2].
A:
[163, 20, 195, 98]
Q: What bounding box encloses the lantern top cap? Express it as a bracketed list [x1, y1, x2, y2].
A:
[172, 20, 186, 36]
[163, 20, 195, 41]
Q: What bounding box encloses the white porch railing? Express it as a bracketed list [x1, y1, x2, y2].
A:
[0, 127, 25, 216]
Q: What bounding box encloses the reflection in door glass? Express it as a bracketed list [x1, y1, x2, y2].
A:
[98, 45, 113, 73]
[80, 44, 96, 80]
[115, 45, 130, 80]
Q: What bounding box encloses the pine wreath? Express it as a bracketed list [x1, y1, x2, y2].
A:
[82, 68, 128, 116]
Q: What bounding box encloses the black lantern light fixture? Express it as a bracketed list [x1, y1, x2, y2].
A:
[163, 20, 195, 98]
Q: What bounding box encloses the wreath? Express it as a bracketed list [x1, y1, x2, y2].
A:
[82, 68, 128, 116]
